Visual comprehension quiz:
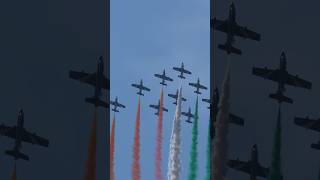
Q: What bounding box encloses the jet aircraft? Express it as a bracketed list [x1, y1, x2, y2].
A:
[149, 100, 168, 116]
[228, 144, 270, 180]
[181, 107, 194, 123]
[172, 62, 192, 79]
[154, 69, 173, 86]
[69, 56, 109, 108]
[131, 79, 151, 96]
[110, 97, 126, 112]
[211, 2, 261, 55]
[168, 89, 187, 105]
[189, 78, 207, 94]
[252, 52, 312, 103]
[0, 109, 49, 160]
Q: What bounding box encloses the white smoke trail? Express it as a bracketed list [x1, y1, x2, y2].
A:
[213, 65, 230, 180]
[167, 86, 183, 180]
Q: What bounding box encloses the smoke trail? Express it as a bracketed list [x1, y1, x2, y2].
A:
[11, 162, 17, 180]
[132, 97, 141, 180]
[84, 108, 98, 180]
[155, 88, 164, 180]
[213, 65, 230, 180]
[110, 115, 116, 180]
[268, 107, 283, 180]
[188, 97, 199, 180]
[167, 86, 182, 180]
[205, 117, 211, 180]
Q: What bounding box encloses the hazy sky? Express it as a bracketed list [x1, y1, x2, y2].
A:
[111, 0, 209, 179]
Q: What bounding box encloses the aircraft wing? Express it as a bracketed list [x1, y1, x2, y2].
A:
[181, 112, 188, 116]
[234, 25, 261, 41]
[163, 107, 168, 112]
[294, 117, 320, 132]
[154, 74, 162, 78]
[150, 105, 158, 109]
[181, 97, 187, 101]
[168, 94, 176, 98]
[228, 160, 269, 177]
[229, 113, 245, 126]
[20, 129, 49, 147]
[69, 71, 109, 89]
[141, 86, 150, 91]
[118, 103, 125, 108]
[252, 67, 276, 80]
[0, 125, 17, 139]
[164, 76, 173, 81]
[199, 84, 208, 90]
[284, 74, 312, 89]
[211, 18, 228, 33]
[189, 83, 197, 87]
[182, 69, 191, 74]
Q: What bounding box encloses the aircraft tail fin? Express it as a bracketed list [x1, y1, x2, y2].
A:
[5, 149, 30, 161]
[137, 92, 144, 96]
[311, 142, 320, 150]
[85, 97, 109, 108]
[218, 44, 242, 55]
[178, 75, 186, 79]
[112, 108, 119, 113]
[269, 91, 293, 104]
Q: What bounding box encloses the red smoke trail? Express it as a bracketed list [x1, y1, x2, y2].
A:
[84, 108, 98, 180]
[110, 115, 116, 180]
[110, 116, 116, 180]
[11, 162, 17, 180]
[132, 97, 141, 180]
[155, 88, 164, 180]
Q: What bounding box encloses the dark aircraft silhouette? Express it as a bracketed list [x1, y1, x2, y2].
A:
[168, 89, 187, 105]
[311, 141, 320, 150]
[181, 107, 194, 123]
[154, 69, 173, 86]
[149, 100, 168, 116]
[253, 52, 312, 103]
[203, 88, 244, 126]
[69, 56, 109, 108]
[228, 144, 269, 180]
[294, 116, 320, 150]
[6, 136, 30, 161]
[110, 97, 125, 112]
[269, 81, 293, 104]
[189, 78, 207, 94]
[131, 79, 151, 96]
[0, 109, 49, 161]
[173, 62, 191, 79]
[211, 2, 261, 55]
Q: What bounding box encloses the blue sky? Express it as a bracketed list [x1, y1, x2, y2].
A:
[111, 0, 210, 179]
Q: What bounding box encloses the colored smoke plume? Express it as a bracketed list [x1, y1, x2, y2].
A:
[132, 97, 141, 180]
[188, 97, 199, 180]
[213, 65, 230, 180]
[155, 88, 164, 180]
[167, 86, 183, 180]
[110, 115, 116, 180]
[84, 108, 98, 180]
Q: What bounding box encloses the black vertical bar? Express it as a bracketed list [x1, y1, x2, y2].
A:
[210, 0, 216, 179]
[105, 0, 110, 178]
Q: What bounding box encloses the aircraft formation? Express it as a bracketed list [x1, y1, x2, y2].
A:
[211, 1, 317, 179]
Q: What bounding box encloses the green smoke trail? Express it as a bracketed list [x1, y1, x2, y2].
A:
[205, 116, 211, 180]
[268, 107, 283, 180]
[188, 97, 199, 180]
